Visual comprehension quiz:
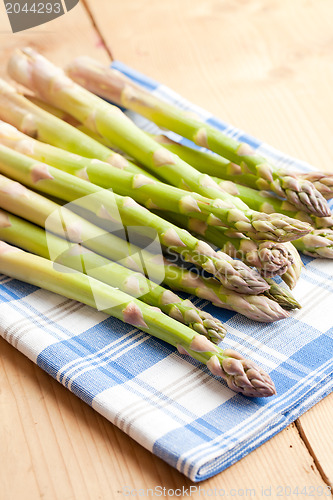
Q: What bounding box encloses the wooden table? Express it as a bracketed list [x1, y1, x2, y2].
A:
[0, 1, 332, 497]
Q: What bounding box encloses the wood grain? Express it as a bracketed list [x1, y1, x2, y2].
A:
[86, 0, 333, 173]
[0, 337, 328, 499]
[0, 0, 332, 496]
[0, 0, 109, 79]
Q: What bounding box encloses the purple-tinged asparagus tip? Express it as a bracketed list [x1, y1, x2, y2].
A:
[208, 350, 276, 397]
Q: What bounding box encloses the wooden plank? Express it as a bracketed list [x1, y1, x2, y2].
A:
[298, 394, 333, 487]
[0, 0, 109, 79]
[85, 0, 333, 174]
[0, 337, 327, 500]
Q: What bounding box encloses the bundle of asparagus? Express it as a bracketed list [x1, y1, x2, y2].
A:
[0, 209, 228, 341]
[0, 175, 290, 322]
[0, 144, 273, 295]
[0, 120, 310, 243]
[0, 75, 312, 244]
[0, 46, 330, 398]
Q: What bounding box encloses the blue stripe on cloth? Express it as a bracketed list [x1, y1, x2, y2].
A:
[0, 277, 37, 301]
[154, 335, 333, 478]
[37, 317, 174, 405]
[0, 62, 332, 482]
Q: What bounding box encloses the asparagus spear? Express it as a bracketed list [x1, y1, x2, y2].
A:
[0, 209, 226, 341]
[211, 177, 333, 230]
[6, 49, 315, 241]
[26, 93, 127, 152]
[0, 88, 311, 244]
[159, 210, 303, 294]
[264, 279, 301, 310]
[0, 78, 139, 173]
[65, 56, 330, 218]
[159, 211, 294, 277]
[292, 229, 333, 259]
[0, 120, 309, 242]
[0, 241, 276, 397]
[0, 175, 288, 321]
[0, 144, 270, 292]
[296, 172, 333, 200]
[280, 243, 304, 289]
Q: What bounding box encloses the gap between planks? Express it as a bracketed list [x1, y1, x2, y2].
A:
[295, 420, 333, 491]
[81, 0, 114, 61]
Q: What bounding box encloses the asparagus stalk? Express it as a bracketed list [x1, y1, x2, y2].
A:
[0, 175, 288, 321]
[65, 56, 330, 218]
[6, 49, 314, 242]
[211, 177, 333, 230]
[26, 93, 128, 153]
[0, 144, 271, 293]
[292, 229, 333, 259]
[150, 136, 333, 229]
[0, 78, 147, 179]
[0, 241, 276, 397]
[0, 209, 226, 341]
[0, 80, 155, 179]
[0, 121, 309, 243]
[0, 88, 311, 244]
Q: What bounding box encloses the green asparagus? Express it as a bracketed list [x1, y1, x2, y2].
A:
[159, 211, 294, 277]
[149, 136, 333, 229]
[6, 48, 316, 241]
[0, 241, 276, 397]
[65, 56, 330, 217]
[0, 209, 226, 341]
[0, 144, 272, 292]
[0, 121, 310, 242]
[293, 229, 333, 259]
[280, 243, 303, 289]
[264, 279, 301, 310]
[0, 175, 288, 321]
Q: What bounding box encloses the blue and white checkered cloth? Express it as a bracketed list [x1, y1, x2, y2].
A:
[1, 62, 332, 482]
